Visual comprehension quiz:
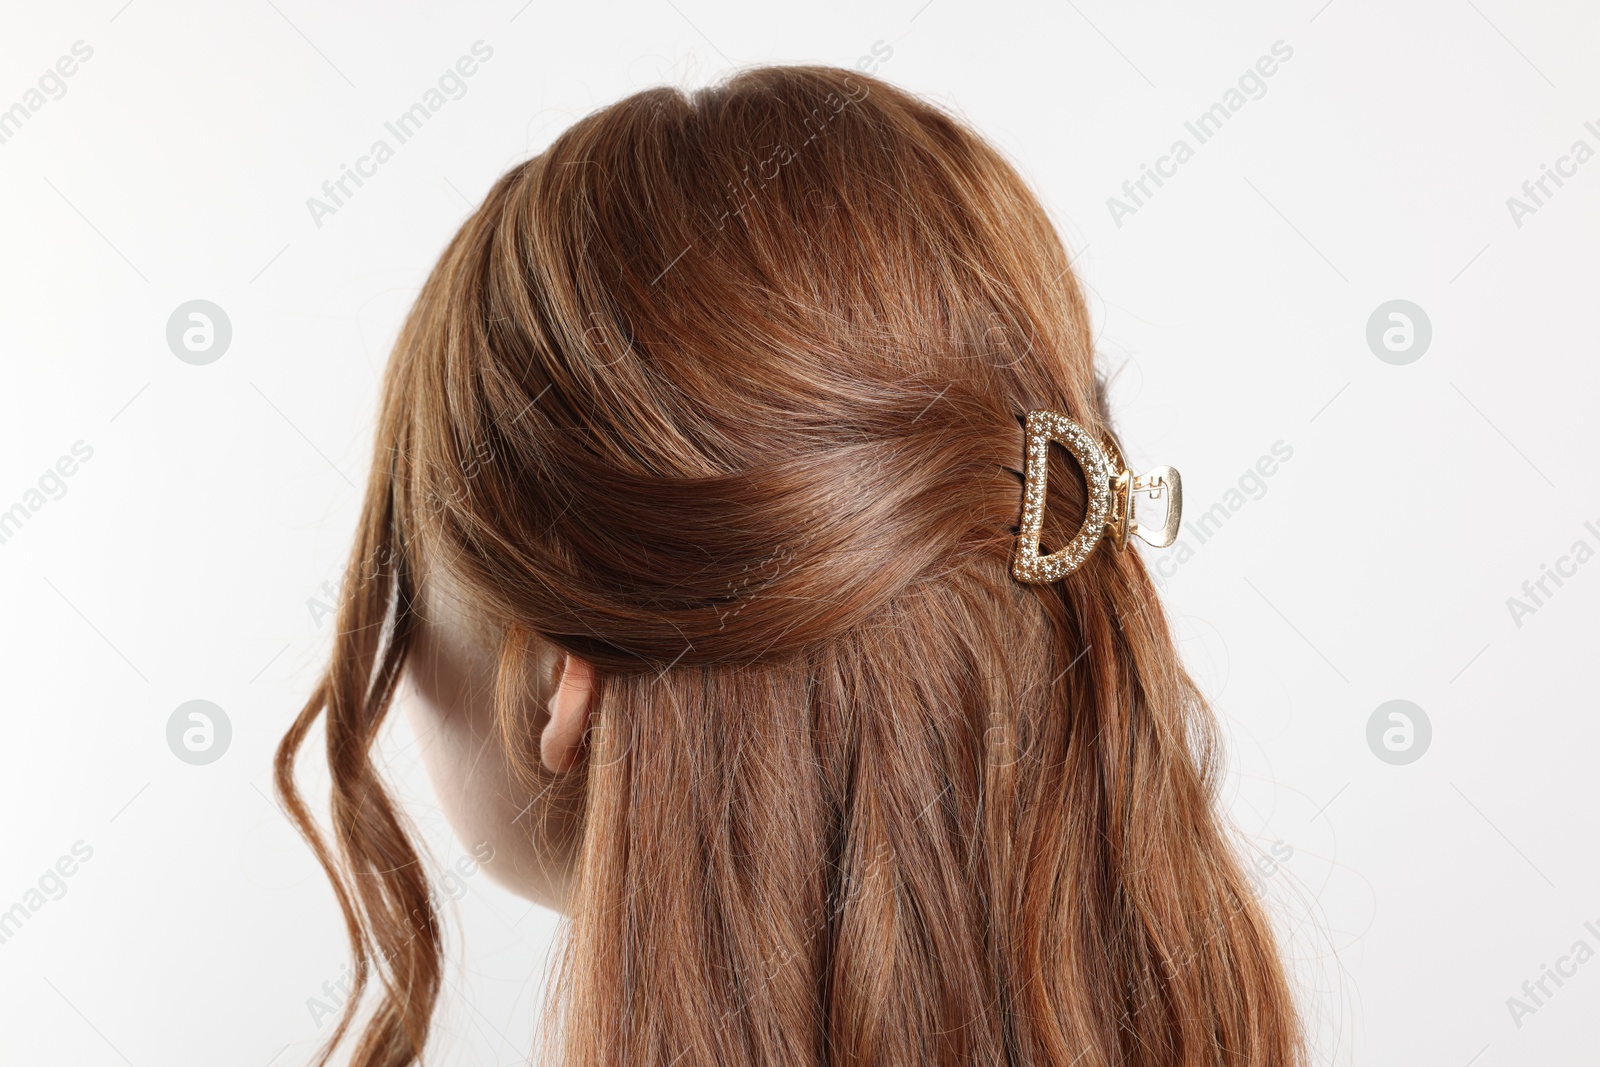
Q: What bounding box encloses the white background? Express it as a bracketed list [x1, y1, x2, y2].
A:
[1, 1, 1596, 1064]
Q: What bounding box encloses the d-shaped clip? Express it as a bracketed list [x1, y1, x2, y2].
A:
[1011, 410, 1184, 585]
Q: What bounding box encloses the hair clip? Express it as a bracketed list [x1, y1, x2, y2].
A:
[1011, 409, 1183, 584]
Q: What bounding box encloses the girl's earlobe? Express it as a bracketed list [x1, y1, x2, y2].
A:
[540, 653, 595, 773]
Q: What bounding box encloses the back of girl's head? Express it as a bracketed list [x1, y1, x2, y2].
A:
[277, 64, 1304, 1067]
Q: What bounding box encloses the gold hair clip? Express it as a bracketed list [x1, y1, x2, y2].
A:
[1011, 409, 1182, 584]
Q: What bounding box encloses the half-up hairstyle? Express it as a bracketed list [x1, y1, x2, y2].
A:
[275, 63, 1304, 1067]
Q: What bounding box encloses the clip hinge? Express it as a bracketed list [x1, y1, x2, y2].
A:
[1105, 448, 1183, 552]
[1131, 474, 1167, 499]
[1121, 465, 1182, 548]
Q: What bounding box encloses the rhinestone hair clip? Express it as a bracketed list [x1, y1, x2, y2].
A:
[1011, 409, 1183, 584]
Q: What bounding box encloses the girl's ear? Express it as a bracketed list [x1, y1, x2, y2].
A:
[541, 653, 595, 773]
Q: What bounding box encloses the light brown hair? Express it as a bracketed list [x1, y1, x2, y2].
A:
[275, 64, 1304, 1067]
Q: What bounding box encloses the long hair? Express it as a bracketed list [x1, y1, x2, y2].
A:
[274, 64, 1304, 1067]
